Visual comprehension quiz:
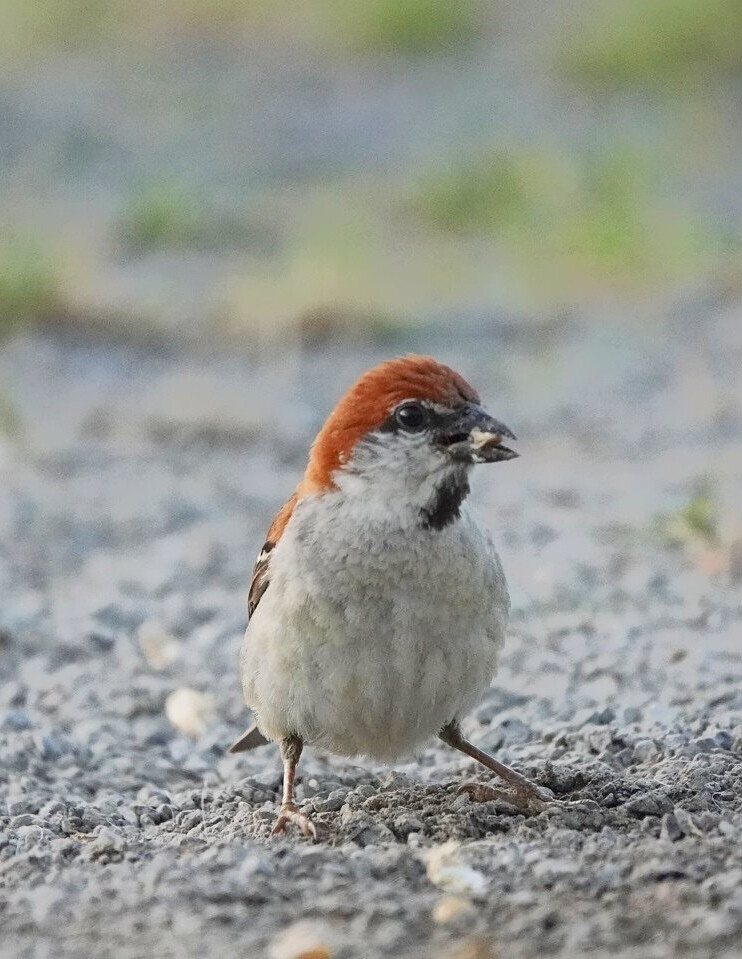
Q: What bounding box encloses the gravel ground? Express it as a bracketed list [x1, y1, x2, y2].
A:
[1, 301, 742, 958]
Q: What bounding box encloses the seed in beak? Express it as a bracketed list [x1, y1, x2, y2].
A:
[468, 427, 518, 463]
[470, 428, 503, 451]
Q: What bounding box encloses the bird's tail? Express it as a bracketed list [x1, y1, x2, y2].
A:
[228, 722, 271, 753]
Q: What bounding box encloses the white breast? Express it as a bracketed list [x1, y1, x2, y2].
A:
[240, 490, 509, 761]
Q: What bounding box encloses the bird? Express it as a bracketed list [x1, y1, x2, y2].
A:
[229, 355, 547, 837]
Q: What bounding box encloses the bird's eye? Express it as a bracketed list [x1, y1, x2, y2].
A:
[395, 402, 426, 432]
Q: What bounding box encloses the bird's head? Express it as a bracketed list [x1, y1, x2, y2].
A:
[299, 356, 516, 528]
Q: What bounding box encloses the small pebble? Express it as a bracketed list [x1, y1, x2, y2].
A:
[165, 687, 215, 738]
[432, 895, 476, 924]
[269, 920, 334, 959]
[660, 812, 684, 842]
[3, 710, 31, 731]
[426, 842, 488, 897]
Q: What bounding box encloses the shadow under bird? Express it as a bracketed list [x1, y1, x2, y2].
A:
[230, 355, 547, 837]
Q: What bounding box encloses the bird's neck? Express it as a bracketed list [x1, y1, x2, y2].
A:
[331, 456, 472, 533]
[420, 470, 471, 530]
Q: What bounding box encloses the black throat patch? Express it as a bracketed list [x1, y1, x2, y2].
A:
[420, 471, 471, 531]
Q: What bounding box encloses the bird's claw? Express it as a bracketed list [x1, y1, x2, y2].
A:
[457, 781, 548, 815]
[457, 782, 512, 804]
[271, 802, 318, 840]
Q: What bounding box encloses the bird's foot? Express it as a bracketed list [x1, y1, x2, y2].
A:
[271, 802, 317, 840]
[457, 780, 548, 815]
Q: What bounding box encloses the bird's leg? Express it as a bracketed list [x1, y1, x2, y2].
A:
[440, 721, 548, 814]
[271, 734, 317, 839]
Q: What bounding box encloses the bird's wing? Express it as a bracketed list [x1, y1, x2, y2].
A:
[230, 494, 299, 755]
[247, 542, 273, 619]
[228, 722, 269, 753]
[247, 493, 298, 620]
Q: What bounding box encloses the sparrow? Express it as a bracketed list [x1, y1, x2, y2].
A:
[230, 355, 547, 837]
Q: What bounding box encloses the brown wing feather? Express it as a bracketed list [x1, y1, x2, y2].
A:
[246, 493, 298, 620]
[247, 544, 273, 618]
[231, 494, 300, 755]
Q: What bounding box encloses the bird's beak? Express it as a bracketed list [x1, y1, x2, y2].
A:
[438, 404, 518, 464]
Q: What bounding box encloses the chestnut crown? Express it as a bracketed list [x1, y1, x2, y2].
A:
[300, 355, 488, 493]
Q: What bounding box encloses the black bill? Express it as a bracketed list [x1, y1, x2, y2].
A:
[437, 403, 518, 464]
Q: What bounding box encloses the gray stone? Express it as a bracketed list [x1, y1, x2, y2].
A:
[319, 789, 348, 812]
[624, 792, 673, 817]
[660, 812, 684, 841]
[688, 737, 720, 754]
[10, 814, 41, 828]
[498, 718, 533, 745]
[588, 707, 616, 726]
[88, 828, 126, 858]
[7, 797, 37, 816]
[3, 710, 31, 731]
[632, 739, 660, 763]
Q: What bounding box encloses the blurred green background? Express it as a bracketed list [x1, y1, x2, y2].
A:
[1, 0, 741, 346]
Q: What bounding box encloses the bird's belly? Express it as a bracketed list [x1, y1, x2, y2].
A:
[242, 570, 504, 760]
[309, 613, 498, 760]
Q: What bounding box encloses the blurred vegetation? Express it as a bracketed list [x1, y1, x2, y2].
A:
[0, 237, 64, 337]
[560, 0, 742, 89]
[0, 388, 21, 438]
[116, 181, 261, 254]
[117, 183, 211, 253]
[216, 134, 731, 338]
[0, 0, 484, 61]
[218, 193, 414, 344]
[0, 0, 740, 345]
[341, 0, 482, 55]
[656, 479, 719, 549]
[410, 147, 718, 287]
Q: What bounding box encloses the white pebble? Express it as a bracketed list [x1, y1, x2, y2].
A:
[165, 687, 215, 738]
[426, 842, 488, 897]
[137, 621, 180, 669]
[432, 895, 476, 924]
[269, 920, 334, 959]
